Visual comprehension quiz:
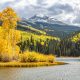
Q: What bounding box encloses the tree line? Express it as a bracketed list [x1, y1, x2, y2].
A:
[18, 35, 80, 57]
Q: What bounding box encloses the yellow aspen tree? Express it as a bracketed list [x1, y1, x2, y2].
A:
[0, 7, 21, 61]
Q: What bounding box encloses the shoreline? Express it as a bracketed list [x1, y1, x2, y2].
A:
[57, 57, 80, 59]
[0, 61, 66, 67]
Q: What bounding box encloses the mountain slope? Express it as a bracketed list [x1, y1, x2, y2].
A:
[18, 14, 80, 38]
[17, 24, 46, 35]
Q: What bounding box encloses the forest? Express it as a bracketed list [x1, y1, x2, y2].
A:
[19, 31, 80, 57]
[0, 7, 56, 64]
[0, 7, 80, 64]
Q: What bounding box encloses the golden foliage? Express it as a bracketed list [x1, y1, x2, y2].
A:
[19, 51, 55, 63]
[71, 33, 80, 42]
[0, 7, 19, 29]
[0, 7, 21, 62]
[0, 7, 56, 63]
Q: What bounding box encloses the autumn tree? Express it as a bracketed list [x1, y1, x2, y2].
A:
[0, 7, 21, 61]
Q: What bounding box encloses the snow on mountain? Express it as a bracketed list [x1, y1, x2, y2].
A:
[29, 14, 67, 25]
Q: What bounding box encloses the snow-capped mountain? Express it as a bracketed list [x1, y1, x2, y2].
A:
[29, 14, 67, 25]
[18, 14, 80, 38]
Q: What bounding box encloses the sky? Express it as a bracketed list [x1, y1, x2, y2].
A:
[0, 0, 80, 26]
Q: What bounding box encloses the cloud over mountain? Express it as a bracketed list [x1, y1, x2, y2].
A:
[0, 0, 80, 26]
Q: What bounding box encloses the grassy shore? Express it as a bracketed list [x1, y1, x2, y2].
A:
[0, 61, 66, 67]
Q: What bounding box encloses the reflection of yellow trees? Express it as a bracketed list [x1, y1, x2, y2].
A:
[0, 7, 21, 61]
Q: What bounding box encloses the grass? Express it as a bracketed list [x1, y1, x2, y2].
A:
[0, 61, 66, 67]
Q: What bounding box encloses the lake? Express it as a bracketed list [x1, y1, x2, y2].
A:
[0, 58, 80, 80]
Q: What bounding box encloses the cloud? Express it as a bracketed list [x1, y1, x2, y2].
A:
[47, 3, 75, 24]
[0, 0, 80, 26]
[0, 0, 14, 4]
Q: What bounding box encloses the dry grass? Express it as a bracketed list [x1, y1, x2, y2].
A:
[0, 61, 66, 67]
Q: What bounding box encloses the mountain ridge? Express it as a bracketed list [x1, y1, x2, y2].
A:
[18, 14, 80, 38]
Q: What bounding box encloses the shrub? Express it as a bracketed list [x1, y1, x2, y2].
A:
[19, 51, 38, 62]
[19, 51, 55, 63]
[47, 54, 55, 63]
[1, 53, 13, 62]
[36, 54, 47, 62]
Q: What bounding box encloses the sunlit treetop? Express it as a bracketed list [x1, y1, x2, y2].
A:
[0, 7, 19, 21]
[0, 7, 20, 29]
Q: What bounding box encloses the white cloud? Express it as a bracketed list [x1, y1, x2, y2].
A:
[12, 0, 28, 9]
[0, 0, 14, 4]
[44, 0, 58, 8]
[0, 0, 80, 25]
[28, 0, 37, 5]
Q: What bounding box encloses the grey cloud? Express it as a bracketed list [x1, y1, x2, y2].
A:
[48, 3, 74, 15]
[0, 0, 20, 11]
[73, 16, 80, 24]
[0, 2, 11, 10]
[37, 0, 47, 6]
[0, 0, 80, 26]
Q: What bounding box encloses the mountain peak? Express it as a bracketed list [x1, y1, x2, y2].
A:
[29, 14, 67, 25]
[35, 14, 46, 17]
[30, 14, 49, 20]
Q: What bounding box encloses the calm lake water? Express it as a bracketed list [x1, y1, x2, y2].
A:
[0, 58, 80, 80]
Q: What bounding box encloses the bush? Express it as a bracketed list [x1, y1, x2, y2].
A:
[47, 55, 55, 63]
[19, 51, 38, 62]
[19, 51, 55, 63]
[1, 52, 13, 62]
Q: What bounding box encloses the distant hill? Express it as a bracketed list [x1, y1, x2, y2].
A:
[17, 24, 46, 35]
[18, 14, 80, 38]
